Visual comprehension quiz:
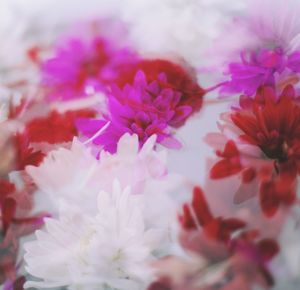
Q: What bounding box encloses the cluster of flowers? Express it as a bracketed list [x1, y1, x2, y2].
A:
[1, 0, 300, 290]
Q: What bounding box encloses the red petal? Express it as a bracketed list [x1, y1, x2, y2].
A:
[192, 187, 213, 226]
[260, 182, 280, 217]
[13, 276, 26, 290]
[257, 239, 280, 261]
[178, 187, 213, 230]
[26, 109, 96, 144]
[14, 134, 45, 170]
[178, 204, 196, 230]
[219, 140, 240, 158]
[2, 198, 17, 234]
[242, 167, 256, 183]
[0, 180, 16, 200]
[211, 141, 242, 179]
[210, 158, 242, 179]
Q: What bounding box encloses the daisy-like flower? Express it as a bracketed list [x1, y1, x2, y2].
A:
[76, 59, 205, 153]
[24, 181, 165, 290]
[206, 85, 300, 217]
[42, 35, 136, 101]
[26, 133, 167, 213]
[215, 0, 300, 96]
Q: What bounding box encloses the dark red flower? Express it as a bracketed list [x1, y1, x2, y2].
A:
[178, 186, 279, 288]
[209, 85, 300, 216]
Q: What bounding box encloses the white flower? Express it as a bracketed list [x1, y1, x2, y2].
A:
[26, 133, 167, 213]
[24, 181, 163, 290]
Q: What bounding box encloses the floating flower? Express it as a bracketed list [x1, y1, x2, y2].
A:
[206, 85, 300, 217]
[42, 36, 136, 101]
[77, 59, 205, 153]
[77, 72, 182, 153]
[149, 186, 279, 290]
[215, 0, 300, 96]
[24, 181, 165, 290]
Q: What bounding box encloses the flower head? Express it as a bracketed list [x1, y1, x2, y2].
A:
[150, 186, 279, 290]
[216, 0, 300, 96]
[76, 59, 205, 153]
[207, 85, 300, 216]
[42, 36, 136, 101]
[77, 71, 185, 153]
[24, 181, 164, 290]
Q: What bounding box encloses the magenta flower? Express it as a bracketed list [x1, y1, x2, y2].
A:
[217, 0, 300, 96]
[76, 71, 183, 153]
[222, 48, 300, 96]
[42, 36, 136, 101]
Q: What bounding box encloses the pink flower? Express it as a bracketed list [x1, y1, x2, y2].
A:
[222, 49, 300, 96]
[76, 59, 205, 153]
[76, 71, 184, 153]
[42, 36, 136, 101]
[215, 0, 300, 96]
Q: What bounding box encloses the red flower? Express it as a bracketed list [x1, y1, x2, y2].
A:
[209, 85, 300, 217]
[179, 187, 246, 243]
[178, 186, 279, 288]
[25, 109, 96, 144]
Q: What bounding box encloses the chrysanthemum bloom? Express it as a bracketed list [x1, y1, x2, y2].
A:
[26, 134, 167, 213]
[116, 59, 205, 127]
[76, 59, 205, 153]
[163, 186, 279, 290]
[42, 36, 136, 101]
[207, 85, 300, 217]
[216, 0, 300, 96]
[24, 181, 166, 290]
[222, 48, 300, 96]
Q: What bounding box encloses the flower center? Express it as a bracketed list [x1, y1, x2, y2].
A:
[261, 140, 289, 162]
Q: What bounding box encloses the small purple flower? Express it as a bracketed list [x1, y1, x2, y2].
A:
[76, 71, 183, 153]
